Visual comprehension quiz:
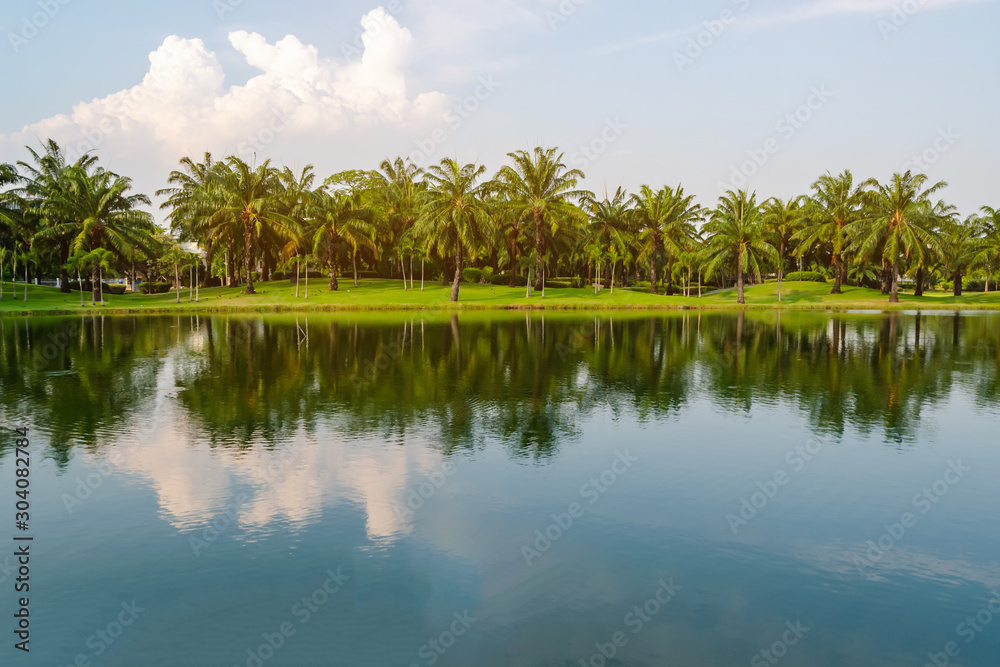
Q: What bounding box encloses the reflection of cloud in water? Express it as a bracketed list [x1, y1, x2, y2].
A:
[85, 352, 450, 541]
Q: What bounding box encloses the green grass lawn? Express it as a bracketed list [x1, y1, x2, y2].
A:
[2, 279, 1000, 316]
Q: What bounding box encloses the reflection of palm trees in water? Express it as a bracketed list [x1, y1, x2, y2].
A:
[2, 312, 1000, 463]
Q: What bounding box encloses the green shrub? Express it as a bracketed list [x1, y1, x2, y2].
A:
[544, 281, 571, 289]
[138, 282, 172, 294]
[490, 274, 528, 287]
[69, 281, 126, 294]
[461, 267, 483, 283]
[784, 271, 827, 283]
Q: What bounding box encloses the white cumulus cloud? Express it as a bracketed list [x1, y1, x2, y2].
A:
[0, 7, 449, 171]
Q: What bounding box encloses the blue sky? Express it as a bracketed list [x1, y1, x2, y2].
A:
[1, 0, 997, 220]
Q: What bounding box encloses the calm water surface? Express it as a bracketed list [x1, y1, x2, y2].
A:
[1, 311, 999, 666]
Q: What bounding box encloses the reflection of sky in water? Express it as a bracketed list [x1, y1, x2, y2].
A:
[0, 313, 998, 666]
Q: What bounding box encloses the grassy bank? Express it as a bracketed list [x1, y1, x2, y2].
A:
[2, 279, 1000, 317]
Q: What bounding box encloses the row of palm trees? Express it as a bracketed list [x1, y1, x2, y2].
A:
[3, 140, 999, 305]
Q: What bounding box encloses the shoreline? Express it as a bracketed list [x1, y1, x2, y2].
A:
[5, 301, 1000, 318]
[3, 280, 1000, 317]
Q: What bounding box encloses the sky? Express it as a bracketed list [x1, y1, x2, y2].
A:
[1, 0, 997, 223]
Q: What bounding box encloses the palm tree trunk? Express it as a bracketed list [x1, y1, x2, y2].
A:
[541, 262, 546, 297]
[401, 255, 407, 290]
[353, 250, 359, 287]
[953, 270, 962, 296]
[421, 259, 424, 291]
[175, 265, 180, 304]
[59, 239, 71, 293]
[410, 257, 414, 290]
[451, 243, 462, 302]
[509, 237, 518, 287]
[99, 267, 105, 306]
[295, 259, 300, 298]
[666, 256, 674, 295]
[24, 263, 28, 302]
[890, 252, 900, 303]
[610, 260, 615, 295]
[78, 270, 84, 307]
[12, 255, 17, 301]
[244, 224, 256, 294]
[698, 270, 702, 298]
[914, 266, 925, 297]
[831, 254, 843, 294]
[329, 246, 339, 291]
[91, 263, 98, 306]
[534, 209, 544, 292]
[737, 254, 746, 305]
[305, 261, 309, 300]
[650, 257, 658, 295]
[189, 265, 194, 302]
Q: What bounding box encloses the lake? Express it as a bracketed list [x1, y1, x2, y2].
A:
[1, 311, 999, 666]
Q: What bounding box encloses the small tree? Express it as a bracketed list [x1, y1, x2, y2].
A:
[65, 253, 88, 307]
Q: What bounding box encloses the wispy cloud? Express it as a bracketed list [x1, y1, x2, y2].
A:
[591, 0, 984, 56]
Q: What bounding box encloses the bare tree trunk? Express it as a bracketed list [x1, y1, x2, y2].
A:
[450, 243, 462, 302]
[244, 223, 256, 294]
[914, 266, 924, 297]
[534, 208, 544, 292]
[737, 254, 745, 305]
[650, 257, 658, 295]
[890, 252, 900, 303]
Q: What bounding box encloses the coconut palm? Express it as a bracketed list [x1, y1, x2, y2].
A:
[630, 185, 702, 295]
[204, 157, 298, 294]
[794, 171, 867, 294]
[309, 189, 375, 291]
[157, 153, 218, 287]
[164, 246, 187, 304]
[415, 159, 492, 302]
[65, 252, 88, 306]
[855, 172, 946, 303]
[494, 147, 586, 291]
[763, 196, 805, 303]
[969, 206, 1000, 293]
[87, 248, 114, 306]
[581, 187, 634, 289]
[701, 190, 778, 305]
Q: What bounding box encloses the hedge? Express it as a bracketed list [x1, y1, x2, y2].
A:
[784, 271, 827, 283]
[138, 282, 172, 294]
[490, 274, 529, 287]
[68, 281, 127, 294]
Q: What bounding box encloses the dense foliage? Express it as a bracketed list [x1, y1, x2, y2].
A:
[2, 141, 997, 305]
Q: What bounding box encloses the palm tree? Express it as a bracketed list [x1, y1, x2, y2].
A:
[16, 140, 97, 294]
[58, 165, 157, 304]
[0, 246, 7, 301]
[157, 153, 218, 287]
[65, 252, 88, 306]
[494, 147, 586, 291]
[581, 187, 634, 290]
[701, 190, 778, 305]
[763, 196, 804, 303]
[969, 206, 1000, 293]
[795, 171, 867, 294]
[165, 246, 187, 304]
[855, 172, 946, 303]
[377, 157, 425, 285]
[88, 248, 114, 306]
[204, 157, 298, 294]
[630, 185, 702, 294]
[416, 159, 492, 302]
[310, 189, 374, 291]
